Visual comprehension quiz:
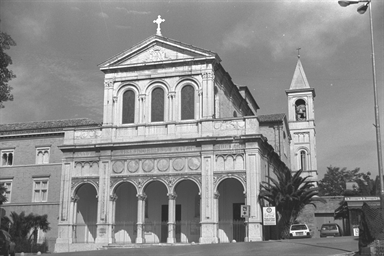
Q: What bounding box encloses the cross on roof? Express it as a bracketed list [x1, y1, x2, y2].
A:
[153, 15, 165, 36]
[297, 47, 301, 59]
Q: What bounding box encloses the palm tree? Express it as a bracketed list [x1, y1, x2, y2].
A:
[259, 168, 325, 239]
[26, 213, 50, 245]
[8, 211, 29, 240]
[7, 211, 50, 252]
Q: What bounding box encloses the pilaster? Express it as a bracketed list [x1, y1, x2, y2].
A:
[103, 78, 114, 125]
[245, 143, 263, 242]
[202, 71, 215, 119]
[199, 144, 218, 243]
[95, 160, 110, 244]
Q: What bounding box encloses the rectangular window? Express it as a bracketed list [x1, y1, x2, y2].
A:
[0, 180, 12, 203]
[33, 179, 49, 202]
[36, 147, 50, 164]
[1, 149, 14, 166]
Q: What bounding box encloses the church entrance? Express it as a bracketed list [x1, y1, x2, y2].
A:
[73, 183, 97, 243]
[113, 182, 137, 243]
[217, 178, 245, 243]
[174, 180, 200, 243]
[232, 203, 246, 242]
[143, 181, 168, 243]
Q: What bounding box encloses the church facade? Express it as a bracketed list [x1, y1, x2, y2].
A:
[1, 22, 319, 253]
[54, 34, 291, 252]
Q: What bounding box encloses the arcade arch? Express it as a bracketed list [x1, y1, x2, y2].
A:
[73, 183, 98, 243]
[216, 178, 245, 243]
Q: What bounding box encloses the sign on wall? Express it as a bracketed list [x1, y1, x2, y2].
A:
[240, 205, 250, 218]
[263, 206, 276, 225]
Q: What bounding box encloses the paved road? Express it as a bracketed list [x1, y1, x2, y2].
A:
[44, 236, 358, 256]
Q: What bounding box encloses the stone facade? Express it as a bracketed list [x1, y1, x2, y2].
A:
[53, 35, 289, 252]
[1, 33, 320, 253]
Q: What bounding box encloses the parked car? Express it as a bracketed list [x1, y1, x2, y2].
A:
[289, 223, 311, 238]
[0, 229, 15, 256]
[320, 223, 342, 237]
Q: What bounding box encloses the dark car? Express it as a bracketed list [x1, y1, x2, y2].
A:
[320, 223, 342, 237]
[0, 230, 15, 256]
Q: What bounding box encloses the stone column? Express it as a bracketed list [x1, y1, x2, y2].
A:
[168, 92, 175, 121]
[139, 94, 146, 124]
[198, 89, 203, 120]
[167, 193, 177, 243]
[136, 193, 147, 244]
[109, 193, 118, 243]
[70, 195, 80, 244]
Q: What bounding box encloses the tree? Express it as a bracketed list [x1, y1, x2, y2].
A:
[25, 213, 50, 245]
[318, 166, 380, 196]
[355, 174, 381, 196]
[7, 211, 50, 252]
[259, 168, 325, 239]
[0, 19, 16, 108]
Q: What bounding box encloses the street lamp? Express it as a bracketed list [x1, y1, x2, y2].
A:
[338, 0, 384, 210]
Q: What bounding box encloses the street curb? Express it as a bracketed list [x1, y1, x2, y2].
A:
[329, 252, 356, 256]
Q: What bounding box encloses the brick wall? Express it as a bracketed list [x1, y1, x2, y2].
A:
[0, 133, 64, 252]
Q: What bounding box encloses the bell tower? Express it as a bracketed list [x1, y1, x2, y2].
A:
[286, 54, 318, 184]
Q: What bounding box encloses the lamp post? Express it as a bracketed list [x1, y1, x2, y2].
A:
[338, 0, 384, 210]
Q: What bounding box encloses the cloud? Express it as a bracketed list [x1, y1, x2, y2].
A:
[97, 12, 109, 19]
[115, 25, 131, 30]
[221, 0, 367, 60]
[18, 16, 51, 42]
[71, 6, 81, 12]
[115, 7, 150, 15]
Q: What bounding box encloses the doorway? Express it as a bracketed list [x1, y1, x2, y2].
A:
[233, 203, 245, 242]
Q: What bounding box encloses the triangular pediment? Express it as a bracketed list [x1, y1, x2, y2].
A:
[99, 35, 219, 70]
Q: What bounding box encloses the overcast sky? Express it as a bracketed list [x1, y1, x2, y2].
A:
[1, 0, 383, 179]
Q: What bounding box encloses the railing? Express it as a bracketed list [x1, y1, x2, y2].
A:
[218, 220, 246, 243]
[73, 220, 245, 244]
[113, 222, 137, 243]
[63, 117, 259, 145]
[112, 220, 200, 244]
[72, 224, 97, 243]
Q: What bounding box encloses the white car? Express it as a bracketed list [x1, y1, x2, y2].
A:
[289, 223, 311, 238]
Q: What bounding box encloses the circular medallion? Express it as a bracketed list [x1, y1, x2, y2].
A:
[188, 157, 201, 171]
[142, 159, 154, 173]
[157, 158, 169, 172]
[172, 158, 185, 171]
[127, 160, 139, 173]
[112, 161, 124, 174]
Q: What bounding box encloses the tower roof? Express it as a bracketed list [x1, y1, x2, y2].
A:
[289, 58, 310, 90]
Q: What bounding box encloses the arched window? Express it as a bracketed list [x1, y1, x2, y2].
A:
[295, 99, 307, 121]
[151, 87, 164, 122]
[122, 90, 135, 124]
[300, 150, 307, 171]
[181, 85, 194, 120]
